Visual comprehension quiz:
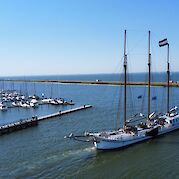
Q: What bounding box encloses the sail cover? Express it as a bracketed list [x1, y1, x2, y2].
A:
[159, 38, 168, 47]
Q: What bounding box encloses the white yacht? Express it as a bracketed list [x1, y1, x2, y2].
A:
[30, 99, 39, 107]
[0, 102, 8, 111]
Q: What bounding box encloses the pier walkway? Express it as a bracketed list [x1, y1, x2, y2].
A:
[0, 105, 92, 136]
[37, 104, 92, 121]
[0, 117, 38, 136]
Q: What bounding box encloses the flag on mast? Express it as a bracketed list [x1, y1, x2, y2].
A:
[159, 38, 168, 47]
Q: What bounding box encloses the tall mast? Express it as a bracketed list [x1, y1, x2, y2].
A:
[148, 31, 151, 119]
[123, 30, 127, 128]
[159, 38, 169, 113]
[167, 44, 170, 113]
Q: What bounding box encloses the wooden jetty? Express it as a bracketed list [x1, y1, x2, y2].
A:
[0, 117, 38, 136]
[38, 104, 92, 121]
[0, 105, 92, 136]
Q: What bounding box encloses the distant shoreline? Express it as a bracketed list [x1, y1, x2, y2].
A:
[1, 79, 179, 87]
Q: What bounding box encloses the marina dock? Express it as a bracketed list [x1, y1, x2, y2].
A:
[0, 117, 38, 136]
[37, 104, 92, 121]
[0, 105, 92, 136]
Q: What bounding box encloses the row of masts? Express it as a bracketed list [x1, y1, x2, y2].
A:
[123, 30, 170, 128]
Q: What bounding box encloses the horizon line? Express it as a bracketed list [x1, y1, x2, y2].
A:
[0, 71, 179, 78]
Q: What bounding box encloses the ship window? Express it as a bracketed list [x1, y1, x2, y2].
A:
[170, 120, 172, 124]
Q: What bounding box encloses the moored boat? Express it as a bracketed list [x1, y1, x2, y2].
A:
[0, 102, 8, 111]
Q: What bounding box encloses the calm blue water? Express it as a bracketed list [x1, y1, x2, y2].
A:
[1, 71, 179, 82]
[1, 74, 179, 178]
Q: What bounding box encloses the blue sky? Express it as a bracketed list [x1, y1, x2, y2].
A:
[0, 0, 179, 76]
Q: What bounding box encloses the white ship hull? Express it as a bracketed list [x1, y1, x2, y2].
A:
[94, 135, 151, 150]
[94, 115, 179, 150]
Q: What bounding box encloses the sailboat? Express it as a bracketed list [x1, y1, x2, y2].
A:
[0, 102, 8, 111]
[86, 30, 158, 150]
[66, 30, 179, 150]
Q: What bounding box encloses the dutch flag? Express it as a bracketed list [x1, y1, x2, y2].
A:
[159, 38, 168, 47]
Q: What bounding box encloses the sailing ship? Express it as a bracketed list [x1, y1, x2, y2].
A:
[66, 30, 179, 150]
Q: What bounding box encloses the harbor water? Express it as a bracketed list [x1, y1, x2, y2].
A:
[1, 73, 179, 178]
